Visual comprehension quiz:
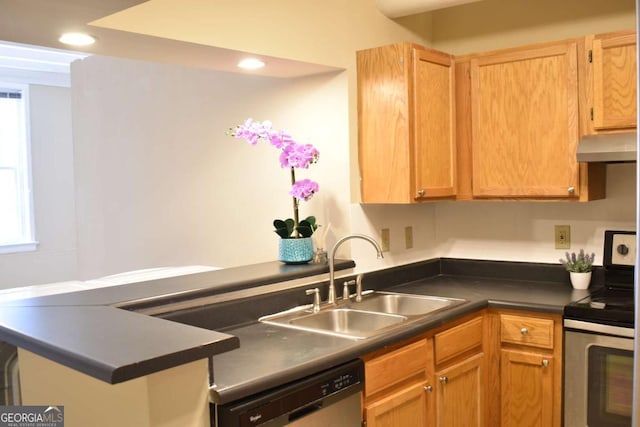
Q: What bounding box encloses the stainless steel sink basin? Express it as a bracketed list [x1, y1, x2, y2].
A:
[290, 308, 406, 336]
[348, 292, 463, 316]
[261, 308, 407, 340]
[259, 291, 466, 340]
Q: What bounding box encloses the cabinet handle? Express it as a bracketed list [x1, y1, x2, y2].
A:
[542, 359, 549, 367]
[417, 189, 426, 197]
[520, 327, 528, 336]
[568, 186, 575, 194]
[439, 376, 448, 384]
[424, 385, 433, 392]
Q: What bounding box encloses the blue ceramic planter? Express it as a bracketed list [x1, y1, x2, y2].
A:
[278, 237, 314, 264]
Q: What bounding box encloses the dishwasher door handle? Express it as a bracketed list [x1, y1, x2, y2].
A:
[288, 402, 324, 422]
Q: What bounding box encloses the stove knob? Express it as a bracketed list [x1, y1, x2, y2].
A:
[617, 244, 629, 256]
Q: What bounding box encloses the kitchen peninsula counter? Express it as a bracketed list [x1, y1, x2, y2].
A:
[0, 259, 355, 384]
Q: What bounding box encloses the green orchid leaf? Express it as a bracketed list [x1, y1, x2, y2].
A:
[296, 219, 317, 238]
[284, 218, 295, 232]
[274, 218, 295, 238]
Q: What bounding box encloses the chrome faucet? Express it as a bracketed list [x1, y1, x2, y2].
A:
[328, 234, 384, 304]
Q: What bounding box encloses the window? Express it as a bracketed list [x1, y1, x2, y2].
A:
[0, 82, 36, 253]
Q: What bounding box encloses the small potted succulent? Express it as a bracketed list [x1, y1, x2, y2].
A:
[560, 249, 595, 289]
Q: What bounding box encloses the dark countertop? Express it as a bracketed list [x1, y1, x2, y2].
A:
[209, 263, 590, 405]
[0, 259, 355, 384]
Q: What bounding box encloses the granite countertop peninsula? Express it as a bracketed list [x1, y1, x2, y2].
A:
[0, 259, 355, 384]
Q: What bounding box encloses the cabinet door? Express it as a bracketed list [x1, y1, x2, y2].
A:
[435, 352, 484, 427]
[364, 382, 430, 427]
[413, 48, 456, 200]
[470, 42, 580, 198]
[500, 349, 554, 427]
[357, 44, 411, 203]
[592, 32, 637, 130]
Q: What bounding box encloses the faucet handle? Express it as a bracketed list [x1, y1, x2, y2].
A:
[343, 279, 356, 301]
[305, 288, 321, 312]
[355, 274, 364, 302]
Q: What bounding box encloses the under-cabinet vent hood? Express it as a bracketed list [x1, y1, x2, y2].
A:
[375, 0, 484, 17]
[576, 132, 637, 163]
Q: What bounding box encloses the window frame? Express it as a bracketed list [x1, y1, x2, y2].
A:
[0, 81, 37, 254]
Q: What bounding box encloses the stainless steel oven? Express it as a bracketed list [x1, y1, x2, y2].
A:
[564, 320, 634, 426]
[564, 230, 636, 427]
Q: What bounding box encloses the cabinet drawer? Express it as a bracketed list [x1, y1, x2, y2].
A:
[365, 339, 428, 397]
[500, 314, 554, 349]
[434, 316, 483, 365]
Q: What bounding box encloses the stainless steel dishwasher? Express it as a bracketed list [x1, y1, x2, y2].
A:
[212, 359, 363, 426]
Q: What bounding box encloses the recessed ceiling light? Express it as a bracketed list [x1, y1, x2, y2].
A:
[237, 58, 265, 70]
[59, 33, 96, 47]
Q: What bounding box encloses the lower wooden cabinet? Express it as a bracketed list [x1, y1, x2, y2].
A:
[500, 349, 554, 427]
[492, 309, 563, 427]
[364, 382, 430, 426]
[435, 352, 484, 426]
[361, 313, 484, 427]
[361, 309, 562, 427]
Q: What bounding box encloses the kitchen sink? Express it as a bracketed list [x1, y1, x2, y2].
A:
[290, 308, 406, 337]
[259, 291, 466, 340]
[348, 292, 463, 316]
[260, 307, 407, 340]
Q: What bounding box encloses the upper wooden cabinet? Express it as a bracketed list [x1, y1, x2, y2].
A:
[357, 43, 457, 203]
[468, 41, 581, 199]
[588, 30, 637, 132]
[357, 31, 633, 203]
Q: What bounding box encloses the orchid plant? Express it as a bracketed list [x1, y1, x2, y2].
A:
[229, 119, 320, 238]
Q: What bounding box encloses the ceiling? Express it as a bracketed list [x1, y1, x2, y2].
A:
[0, 0, 339, 78]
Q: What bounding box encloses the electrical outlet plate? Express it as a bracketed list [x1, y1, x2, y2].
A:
[555, 225, 571, 249]
[405, 226, 413, 249]
[381, 228, 390, 252]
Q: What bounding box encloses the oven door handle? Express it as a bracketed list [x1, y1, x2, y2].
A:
[563, 319, 635, 338]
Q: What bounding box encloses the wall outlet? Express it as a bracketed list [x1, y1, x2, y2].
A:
[555, 225, 571, 249]
[381, 228, 390, 252]
[404, 226, 413, 249]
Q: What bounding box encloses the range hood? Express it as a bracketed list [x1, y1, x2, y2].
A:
[576, 132, 637, 163]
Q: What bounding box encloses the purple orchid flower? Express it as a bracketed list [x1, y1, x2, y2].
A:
[290, 179, 319, 201]
[228, 119, 321, 237]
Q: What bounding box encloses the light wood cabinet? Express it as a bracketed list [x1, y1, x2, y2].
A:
[362, 313, 484, 427]
[433, 316, 485, 426]
[468, 41, 581, 199]
[361, 309, 562, 427]
[357, 42, 456, 203]
[491, 310, 563, 427]
[500, 348, 554, 427]
[364, 382, 429, 426]
[588, 30, 637, 131]
[362, 338, 433, 425]
[358, 31, 633, 204]
[435, 352, 484, 426]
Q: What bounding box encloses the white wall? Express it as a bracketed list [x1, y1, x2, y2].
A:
[71, 55, 352, 279]
[350, 163, 635, 271]
[0, 0, 636, 287]
[0, 85, 78, 287]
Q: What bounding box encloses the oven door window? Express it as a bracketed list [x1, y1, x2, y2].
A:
[587, 345, 633, 427]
